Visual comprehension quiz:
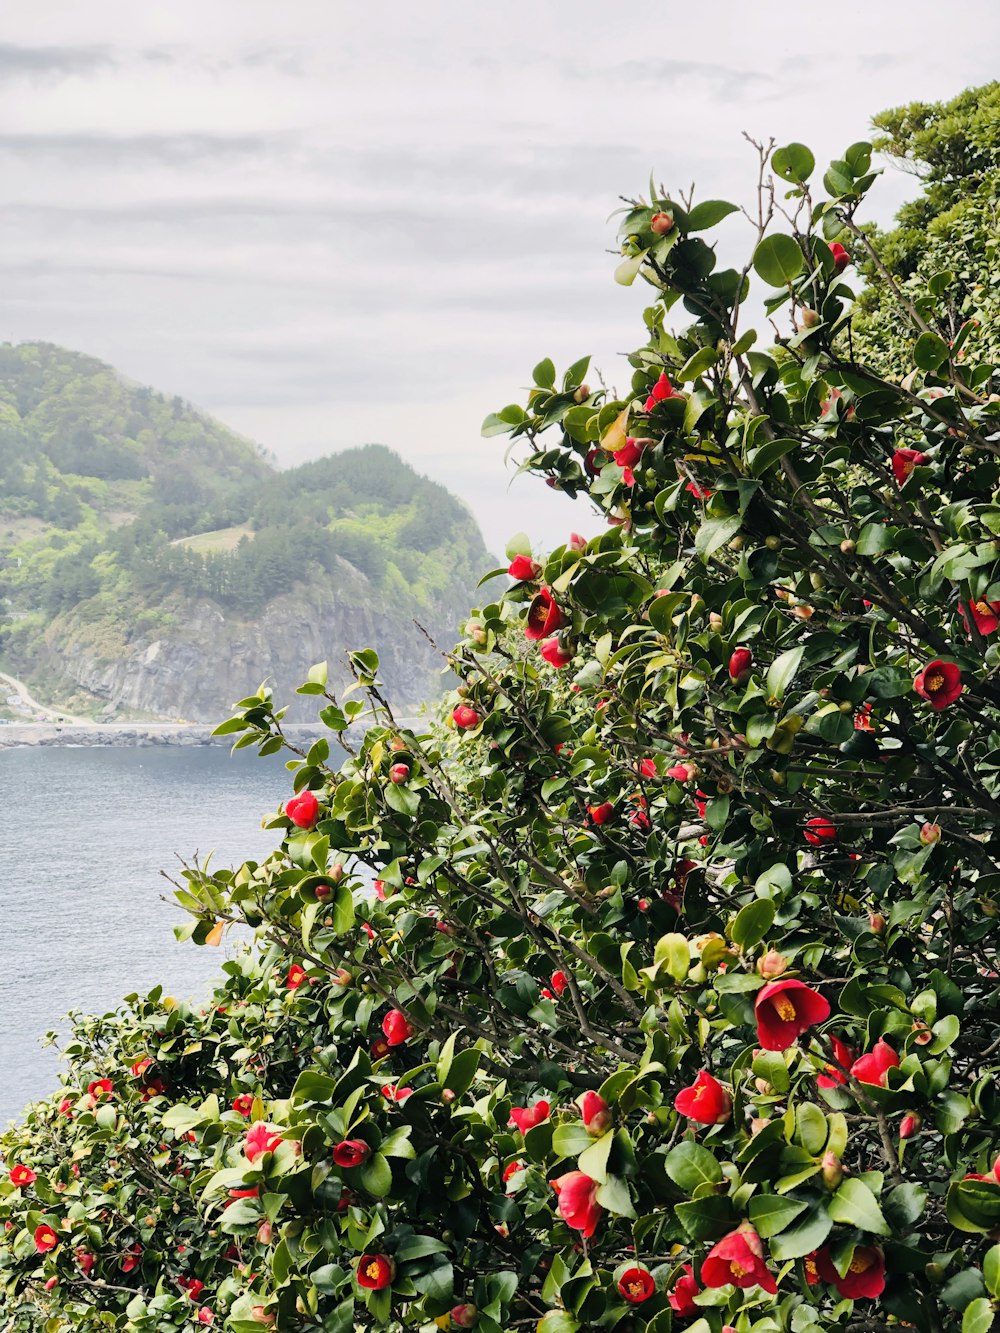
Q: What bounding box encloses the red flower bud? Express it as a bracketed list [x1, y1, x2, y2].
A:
[451, 705, 481, 730]
[509, 1100, 550, 1133]
[650, 212, 674, 235]
[728, 647, 753, 683]
[821, 1151, 843, 1189]
[507, 555, 541, 581]
[919, 822, 941, 845]
[667, 1265, 700, 1315]
[804, 817, 837, 846]
[381, 1009, 413, 1046]
[450, 1305, 479, 1327]
[828, 242, 851, 273]
[900, 1112, 921, 1140]
[540, 636, 574, 668]
[587, 802, 614, 826]
[333, 1139, 371, 1168]
[756, 950, 788, 980]
[388, 763, 410, 784]
[580, 1091, 612, 1137]
[851, 1040, 899, 1087]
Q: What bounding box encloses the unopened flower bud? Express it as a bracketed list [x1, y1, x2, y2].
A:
[800, 306, 820, 329]
[441, 1088, 457, 1104]
[754, 1078, 773, 1096]
[900, 1112, 921, 1140]
[451, 1305, 479, 1329]
[756, 949, 788, 980]
[256, 1220, 273, 1245]
[573, 384, 590, 403]
[840, 538, 856, 554]
[650, 211, 674, 235]
[920, 822, 941, 845]
[821, 1151, 843, 1189]
[868, 912, 886, 935]
[750, 1117, 771, 1134]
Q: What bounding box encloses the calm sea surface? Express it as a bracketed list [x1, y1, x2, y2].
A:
[0, 745, 288, 1125]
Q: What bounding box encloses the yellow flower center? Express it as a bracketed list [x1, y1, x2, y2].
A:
[366, 1262, 382, 1281]
[627, 1281, 644, 1296]
[805, 1258, 817, 1278]
[849, 1253, 872, 1275]
[976, 601, 991, 615]
[926, 673, 944, 692]
[772, 995, 797, 1022]
[902, 459, 915, 476]
[730, 1260, 748, 1278]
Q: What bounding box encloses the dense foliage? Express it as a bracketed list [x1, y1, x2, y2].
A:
[3, 93, 1000, 1333]
[0, 343, 487, 711]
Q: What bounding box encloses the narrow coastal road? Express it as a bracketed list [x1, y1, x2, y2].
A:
[0, 671, 86, 724]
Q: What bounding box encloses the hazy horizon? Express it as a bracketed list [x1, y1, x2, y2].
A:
[3, 1, 1000, 553]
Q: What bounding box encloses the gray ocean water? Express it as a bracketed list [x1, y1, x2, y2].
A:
[0, 745, 288, 1125]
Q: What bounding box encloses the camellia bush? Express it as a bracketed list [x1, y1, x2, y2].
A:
[4, 99, 1000, 1333]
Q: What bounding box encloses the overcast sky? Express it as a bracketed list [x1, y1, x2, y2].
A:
[2, 2, 998, 556]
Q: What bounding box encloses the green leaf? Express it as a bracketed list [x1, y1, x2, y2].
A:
[665, 1141, 723, 1193]
[695, 515, 742, 560]
[358, 1152, 392, 1198]
[505, 532, 533, 561]
[677, 346, 718, 382]
[752, 234, 804, 287]
[748, 1194, 808, 1239]
[984, 1244, 1000, 1298]
[913, 331, 950, 372]
[686, 200, 739, 231]
[884, 1183, 927, 1232]
[595, 1173, 635, 1218]
[578, 1131, 614, 1183]
[795, 1102, 828, 1156]
[728, 897, 775, 950]
[771, 143, 815, 184]
[766, 646, 805, 701]
[537, 1314, 579, 1333]
[768, 1204, 833, 1261]
[828, 1178, 890, 1236]
[533, 358, 556, 389]
[674, 1195, 737, 1240]
[748, 436, 797, 477]
[963, 1298, 995, 1333]
[552, 1123, 595, 1159]
[615, 251, 648, 286]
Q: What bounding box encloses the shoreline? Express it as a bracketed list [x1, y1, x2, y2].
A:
[0, 718, 423, 750]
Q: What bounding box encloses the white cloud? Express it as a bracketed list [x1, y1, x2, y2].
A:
[1, 1, 998, 554]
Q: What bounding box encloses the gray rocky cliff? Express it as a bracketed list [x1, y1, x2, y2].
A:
[39, 565, 460, 723]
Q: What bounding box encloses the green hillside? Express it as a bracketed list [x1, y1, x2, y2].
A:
[0, 343, 489, 718]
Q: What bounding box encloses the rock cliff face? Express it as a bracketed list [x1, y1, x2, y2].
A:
[42, 565, 459, 723]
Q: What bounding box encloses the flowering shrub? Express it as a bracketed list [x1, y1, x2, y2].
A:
[4, 115, 1000, 1333]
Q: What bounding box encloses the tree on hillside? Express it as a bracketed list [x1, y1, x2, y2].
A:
[3, 101, 1000, 1333]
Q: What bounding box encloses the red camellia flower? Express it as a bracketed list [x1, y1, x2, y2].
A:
[450, 1305, 479, 1328]
[829, 241, 851, 273]
[357, 1254, 394, 1290]
[755, 980, 831, 1051]
[76, 1249, 95, 1277]
[286, 964, 306, 990]
[179, 1278, 205, 1301]
[197, 1309, 213, 1326]
[507, 554, 541, 581]
[232, 1094, 254, 1117]
[9, 1165, 37, 1188]
[645, 371, 678, 412]
[815, 1245, 886, 1299]
[892, 447, 928, 486]
[524, 587, 563, 641]
[851, 1039, 899, 1087]
[540, 636, 574, 668]
[285, 789, 319, 828]
[550, 1170, 603, 1238]
[804, 817, 837, 846]
[333, 1139, 371, 1168]
[618, 1267, 656, 1304]
[961, 599, 1000, 637]
[637, 757, 658, 778]
[686, 480, 712, 499]
[382, 1009, 413, 1046]
[668, 1265, 701, 1315]
[816, 1035, 856, 1089]
[34, 1225, 59, 1253]
[381, 1083, 413, 1102]
[613, 437, 647, 470]
[244, 1123, 283, 1162]
[580, 1091, 612, 1137]
[550, 970, 569, 996]
[674, 1070, 732, 1124]
[502, 1160, 524, 1189]
[508, 1099, 550, 1133]
[130, 1057, 152, 1078]
[729, 647, 753, 683]
[452, 704, 481, 730]
[588, 802, 614, 826]
[88, 1078, 114, 1098]
[701, 1225, 777, 1294]
[120, 1244, 142, 1273]
[667, 762, 692, 782]
[914, 660, 963, 710]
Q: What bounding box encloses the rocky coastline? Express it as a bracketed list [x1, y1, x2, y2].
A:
[0, 721, 348, 750]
